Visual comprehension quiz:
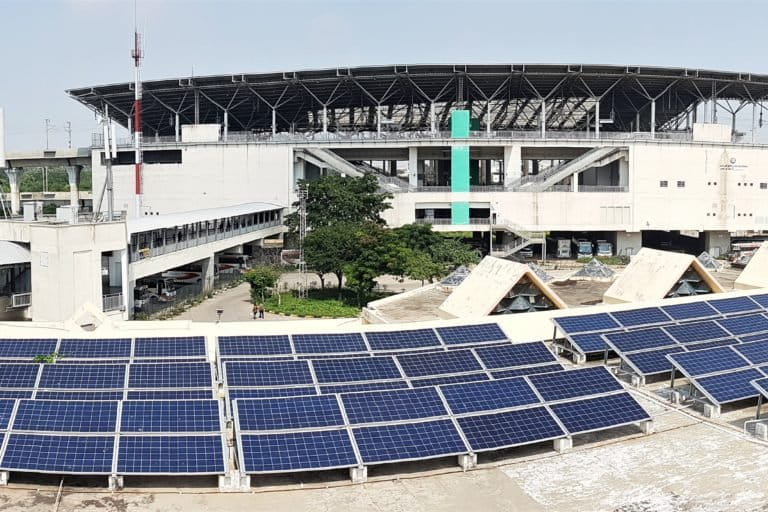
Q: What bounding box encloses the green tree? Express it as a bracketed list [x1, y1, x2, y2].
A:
[431, 237, 481, 273]
[393, 223, 443, 253]
[243, 265, 281, 303]
[403, 250, 444, 285]
[304, 222, 363, 293]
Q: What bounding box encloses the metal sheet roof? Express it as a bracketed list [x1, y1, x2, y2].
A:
[126, 202, 284, 234]
[0, 241, 30, 266]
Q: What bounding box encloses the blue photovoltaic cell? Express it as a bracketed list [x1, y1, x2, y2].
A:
[436, 324, 507, 345]
[365, 329, 441, 351]
[733, 340, 768, 365]
[490, 364, 565, 380]
[1, 434, 114, 473]
[319, 381, 410, 394]
[665, 321, 730, 344]
[554, 313, 620, 334]
[126, 390, 214, 400]
[662, 302, 719, 321]
[751, 377, 768, 397]
[568, 333, 610, 354]
[128, 363, 212, 388]
[528, 367, 623, 402]
[669, 347, 749, 377]
[39, 364, 125, 389]
[311, 357, 401, 383]
[396, 350, 482, 377]
[0, 391, 32, 399]
[749, 294, 768, 308]
[35, 391, 124, 401]
[228, 387, 317, 400]
[474, 342, 555, 369]
[353, 419, 466, 464]
[0, 339, 57, 359]
[604, 328, 676, 353]
[740, 333, 768, 343]
[134, 337, 207, 358]
[707, 296, 761, 314]
[457, 407, 565, 451]
[224, 360, 313, 387]
[697, 368, 765, 403]
[217, 335, 291, 356]
[611, 307, 671, 327]
[12, 400, 118, 433]
[240, 430, 358, 472]
[122, 400, 220, 433]
[292, 333, 367, 354]
[718, 314, 768, 336]
[0, 400, 15, 430]
[117, 435, 225, 474]
[440, 377, 540, 414]
[57, 339, 131, 359]
[410, 373, 490, 387]
[550, 392, 649, 434]
[342, 387, 448, 424]
[0, 364, 40, 388]
[236, 395, 343, 431]
[624, 347, 685, 375]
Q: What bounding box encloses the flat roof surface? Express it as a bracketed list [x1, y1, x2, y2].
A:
[126, 202, 283, 233]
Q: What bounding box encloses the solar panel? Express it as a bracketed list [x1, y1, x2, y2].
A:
[567, 333, 611, 354]
[550, 392, 650, 434]
[610, 307, 671, 327]
[352, 420, 466, 464]
[687, 339, 739, 351]
[319, 381, 410, 394]
[224, 360, 313, 387]
[553, 313, 620, 334]
[227, 387, 317, 400]
[57, 338, 132, 359]
[121, 400, 220, 433]
[490, 364, 565, 379]
[126, 390, 214, 400]
[396, 350, 482, 378]
[733, 340, 768, 365]
[12, 400, 118, 433]
[311, 356, 401, 383]
[117, 435, 225, 474]
[235, 395, 344, 431]
[134, 336, 207, 358]
[528, 367, 623, 402]
[668, 347, 749, 377]
[707, 296, 761, 314]
[0, 391, 32, 399]
[0, 399, 15, 429]
[34, 391, 124, 401]
[661, 301, 719, 321]
[0, 339, 57, 359]
[128, 363, 212, 388]
[623, 347, 685, 375]
[751, 377, 768, 397]
[436, 324, 507, 345]
[749, 294, 768, 309]
[665, 321, 730, 344]
[39, 364, 125, 389]
[218, 335, 291, 356]
[1, 434, 115, 474]
[457, 407, 565, 452]
[239, 430, 358, 472]
[696, 368, 765, 403]
[410, 373, 490, 387]
[440, 377, 540, 414]
[291, 333, 367, 354]
[604, 328, 676, 353]
[365, 329, 441, 351]
[341, 388, 448, 424]
[474, 342, 555, 370]
[0, 364, 40, 388]
[717, 314, 768, 336]
[740, 333, 768, 343]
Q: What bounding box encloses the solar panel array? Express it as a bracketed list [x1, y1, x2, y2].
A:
[0, 336, 208, 362]
[232, 366, 650, 474]
[552, 294, 768, 357]
[667, 339, 768, 405]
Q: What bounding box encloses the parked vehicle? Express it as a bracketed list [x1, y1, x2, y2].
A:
[577, 239, 593, 258]
[557, 239, 571, 258]
[596, 240, 613, 257]
[218, 254, 249, 269]
[161, 270, 203, 284]
[133, 278, 176, 310]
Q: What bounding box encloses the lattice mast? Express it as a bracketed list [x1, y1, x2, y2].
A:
[131, 19, 144, 217]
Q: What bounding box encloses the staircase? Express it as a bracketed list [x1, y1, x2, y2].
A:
[491, 218, 546, 257]
[297, 149, 410, 191]
[516, 146, 627, 192]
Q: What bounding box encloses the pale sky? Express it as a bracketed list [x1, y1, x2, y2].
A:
[2, 0, 768, 149]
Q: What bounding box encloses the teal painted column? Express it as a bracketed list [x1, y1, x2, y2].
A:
[451, 110, 470, 225]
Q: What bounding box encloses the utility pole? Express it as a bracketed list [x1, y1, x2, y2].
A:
[64, 121, 72, 149]
[45, 118, 54, 150]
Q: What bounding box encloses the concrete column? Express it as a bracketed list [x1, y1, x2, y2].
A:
[376, 104, 382, 135]
[272, 108, 277, 136]
[486, 101, 492, 136]
[322, 106, 328, 133]
[650, 100, 656, 137]
[223, 111, 229, 141]
[66, 165, 82, 214]
[194, 88, 200, 124]
[540, 99, 546, 138]
[704, 230, 731, 258]
[120, 252, 131, 320]
[616, 231, 642, 257]
[4, 168, 23, 215]
[635, 112, 640, 132]
[595, 98, 600, 139]
[174, 113, 180, 142]
[503, 145, 521, 189]
[408, 147, 418, 188]
[430, 102, 436, 133]
[201, 255, 215, 292]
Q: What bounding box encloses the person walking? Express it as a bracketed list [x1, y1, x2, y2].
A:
[252, 303, 259, 320]
[258, 303, 265, 319]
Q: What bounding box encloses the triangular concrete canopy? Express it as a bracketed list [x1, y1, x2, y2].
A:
[439, 256, 567, 318]
[603, 248, 724, 304]
[735, 242, 768, 290]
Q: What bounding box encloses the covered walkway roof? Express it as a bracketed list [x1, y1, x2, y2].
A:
[0, 241, 30, 266]
[126, 202, 284, 234]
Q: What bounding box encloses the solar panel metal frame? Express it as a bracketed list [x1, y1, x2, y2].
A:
[114, 433, 229, 476]
[750, 377, 768, 398]
[608, 307, 673, 328]
[0, 432, 118, 475]
[132, 336, 209, 360]
[547, 392, 652, 436]
[551, 313, 621, 335]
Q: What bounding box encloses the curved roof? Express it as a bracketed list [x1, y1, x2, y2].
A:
[67, 63, 768, 137]
[0, 241, 30, 266]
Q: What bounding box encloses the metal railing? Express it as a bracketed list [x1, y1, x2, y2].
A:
[577, 185, 629, 193]
[102, 293, 124, 312]
[413, 218, 490, 226]
[10, 293, 31, 308]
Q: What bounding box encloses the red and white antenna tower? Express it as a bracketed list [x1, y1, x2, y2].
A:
[131, 13, 144, 217]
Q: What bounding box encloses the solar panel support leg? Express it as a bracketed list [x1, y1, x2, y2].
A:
[553, 437, 572, 453]
[350, 466, 367, 484]
[703, 404, 720, 419]
[671, 391, 682, 405]
[218, 471, 250, 491]
[108, 475, 123, 491]
[573, 353, 586, 364]
[639, 420, 654, 435]
[630, 375, 645, 387]
[0, 471, 7, 486]
[754, 422, 768, 441]
[457, 453, 477, 471]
